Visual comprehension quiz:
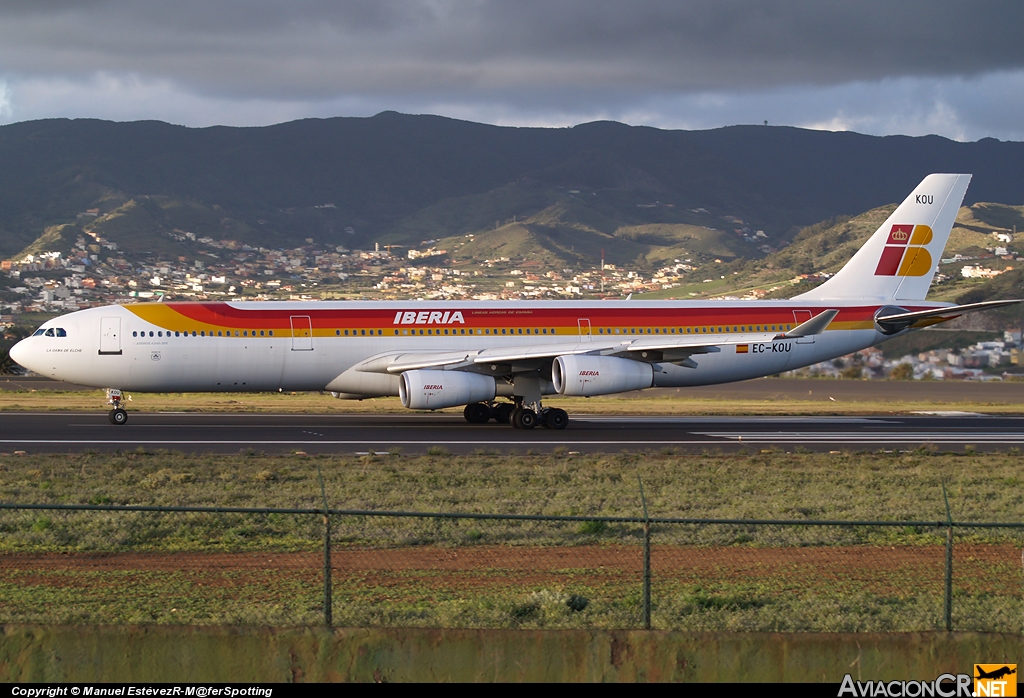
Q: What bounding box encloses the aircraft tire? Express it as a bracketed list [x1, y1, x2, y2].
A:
[544, 408, 568, 430]
[463, 402, 492, 424]
[109, 408, 128, 426]
[494, 403, 515, 424]
[515, 408, 538, 430]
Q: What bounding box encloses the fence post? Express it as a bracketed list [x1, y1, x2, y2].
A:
[942, 480, 953, 632]
[637, 475, 651, 630]
[318, 466, 333, 628]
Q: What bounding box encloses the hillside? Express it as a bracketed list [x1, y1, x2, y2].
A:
[2, 114, 1024, 264]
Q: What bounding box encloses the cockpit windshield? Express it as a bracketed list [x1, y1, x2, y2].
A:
[33, 327, 67, 337]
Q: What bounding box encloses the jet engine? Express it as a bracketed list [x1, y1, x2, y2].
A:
[552, 355, 653, 396]
[399, 369, 496, 409]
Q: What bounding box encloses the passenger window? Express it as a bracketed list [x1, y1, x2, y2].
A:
[132, 331, 138, 337]
[335, 330, 340, 336]
[269, 331, 274, 336]
[261, 331, 265, 336]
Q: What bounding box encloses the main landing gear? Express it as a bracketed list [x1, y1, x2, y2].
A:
[106, 388, 128, 425]
[462, 400, 568, 430]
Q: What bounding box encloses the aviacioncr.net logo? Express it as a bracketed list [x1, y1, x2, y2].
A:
[874, 224, 934, 277]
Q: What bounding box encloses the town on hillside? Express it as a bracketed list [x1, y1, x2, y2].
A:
[1, 222, 1022, 382]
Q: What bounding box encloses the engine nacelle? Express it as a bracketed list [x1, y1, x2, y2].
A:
[552, 355, 653, 396]
[399, 370, 496, 410]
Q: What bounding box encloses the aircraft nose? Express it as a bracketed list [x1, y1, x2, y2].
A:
[8, 338, 30, 371]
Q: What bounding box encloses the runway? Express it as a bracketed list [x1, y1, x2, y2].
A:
[1, 411, 1021, 454]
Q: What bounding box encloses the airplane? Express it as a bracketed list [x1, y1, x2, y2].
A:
[9, 173, 1019, 429]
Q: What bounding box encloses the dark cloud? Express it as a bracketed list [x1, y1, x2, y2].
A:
[1, 1, 1021, 99]
[0, 1, 1021, 141]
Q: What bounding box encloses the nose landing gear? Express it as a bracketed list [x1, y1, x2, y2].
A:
[106, 388, 129, 425]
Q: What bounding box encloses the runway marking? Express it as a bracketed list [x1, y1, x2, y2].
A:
[575, 416, 893, 424]
[0, 439, 735, 446]
[2, 435, 1023, 446]
[910, 411, 986, 417]
[699, 432, 1024, 443]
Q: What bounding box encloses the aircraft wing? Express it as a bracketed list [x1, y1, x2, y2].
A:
[350, 308, 842, 375]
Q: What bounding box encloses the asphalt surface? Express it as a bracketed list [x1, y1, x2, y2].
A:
[0, 411, 1021, 455]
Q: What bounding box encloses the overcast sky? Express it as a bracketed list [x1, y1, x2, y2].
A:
[1, 1, 1022, 141]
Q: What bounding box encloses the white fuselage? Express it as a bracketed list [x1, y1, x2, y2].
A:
[11, 299, 924, 396]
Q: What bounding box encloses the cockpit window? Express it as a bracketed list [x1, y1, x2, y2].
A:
[33, 329, 45, 336]
[55, 328, 67, 337]
[44, 328, 55, 337]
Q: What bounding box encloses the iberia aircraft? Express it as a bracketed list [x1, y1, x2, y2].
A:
[9, 174, 1019, 428]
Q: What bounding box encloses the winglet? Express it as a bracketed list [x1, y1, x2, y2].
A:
[778, 309, 839, 339]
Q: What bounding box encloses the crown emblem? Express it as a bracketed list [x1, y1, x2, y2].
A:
[891, 230, 909, 241]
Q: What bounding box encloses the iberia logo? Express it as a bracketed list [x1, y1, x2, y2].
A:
[874, 224, 934, 276]
[974, 664, 1017, 697]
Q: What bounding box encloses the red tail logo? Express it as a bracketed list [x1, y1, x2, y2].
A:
[875, 225, 934, 276]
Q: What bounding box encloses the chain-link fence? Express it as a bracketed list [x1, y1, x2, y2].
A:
[1, 500, 1020, 632]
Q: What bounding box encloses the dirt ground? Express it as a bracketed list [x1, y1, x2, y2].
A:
[1, 543, 1015, 573]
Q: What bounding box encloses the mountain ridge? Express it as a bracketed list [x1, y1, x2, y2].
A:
[2, 113, 1023, 266]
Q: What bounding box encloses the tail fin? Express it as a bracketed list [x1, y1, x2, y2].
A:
[793, 173, 971, 302]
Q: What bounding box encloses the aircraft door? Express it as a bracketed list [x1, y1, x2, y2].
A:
[792, 310, 814, 344]
[99, 317, 122, 355]
[578, 318, 592, 342]
[290, 315, 313, 351]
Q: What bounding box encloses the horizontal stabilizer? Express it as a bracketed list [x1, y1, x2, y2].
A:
[875, 299, 1021, 334]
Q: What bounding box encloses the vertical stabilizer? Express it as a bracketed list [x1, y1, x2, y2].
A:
[793, 174, 970, 301]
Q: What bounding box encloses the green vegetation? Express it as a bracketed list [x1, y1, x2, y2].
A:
[0, 449, 1020, 630]
[1, 449, 1021, 542]
[1, 384, 1022, 415]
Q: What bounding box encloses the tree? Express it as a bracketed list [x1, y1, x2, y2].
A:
[0, 326, 29, 375]
[840, 366, 862, 380]
[889, 363, 914, 381]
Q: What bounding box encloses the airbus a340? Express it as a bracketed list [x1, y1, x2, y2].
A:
[10, 174, 1018, 429]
